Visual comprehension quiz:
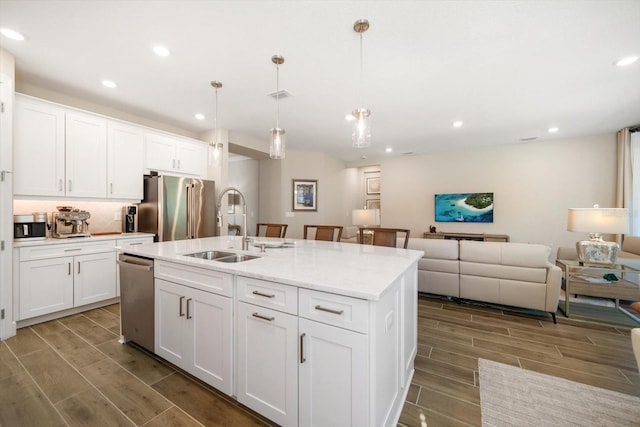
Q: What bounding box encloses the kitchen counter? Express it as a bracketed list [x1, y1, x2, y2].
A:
[121, 236, 423, 300]
[13, 232, 155, 248]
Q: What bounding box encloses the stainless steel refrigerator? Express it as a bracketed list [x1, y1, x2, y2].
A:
[138, 175, 217, 241]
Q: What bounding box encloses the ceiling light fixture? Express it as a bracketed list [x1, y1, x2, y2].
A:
[0, 28, 25, 41]
[385, 147, 393, 153]
[153, 45, 171, 57]
[269, 55, 285, 160]
[101, 80, 117, 89]
[195, 113, 205, 120]
[453, 121, 463, 128]
[548, 127, 559, 133]
[352, 18, 371, 148]
[615, 56, 638, 67]
[209, 81, 223, 165]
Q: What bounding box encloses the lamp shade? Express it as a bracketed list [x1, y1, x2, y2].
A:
[352, 209, 380, 226]
[567, 208, 629, 234]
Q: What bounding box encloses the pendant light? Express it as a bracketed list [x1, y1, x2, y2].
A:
[209, 81, 223, 166]
[352, 19, 371, 148]
[269, 55, 285, 159]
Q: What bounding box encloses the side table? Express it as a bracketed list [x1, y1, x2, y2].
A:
[555, 259, 640, 322]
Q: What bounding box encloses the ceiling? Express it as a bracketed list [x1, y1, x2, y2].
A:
[1, 0, 639, 163]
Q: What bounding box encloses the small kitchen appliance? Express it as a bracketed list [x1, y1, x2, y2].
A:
[123, 205, 137, 233]
[14, 214, 47, 241]
[51, 206, 91, 238]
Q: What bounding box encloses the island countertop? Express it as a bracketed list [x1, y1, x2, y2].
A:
[119, 236, 423, 300]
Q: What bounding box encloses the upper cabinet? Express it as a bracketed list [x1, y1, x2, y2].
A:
[14, 96, 66, 197]
[65, 111, 107, 198]
[108, 121, 144, 200]
[14, 94, 206, 200]
[145, 132, 206, 177]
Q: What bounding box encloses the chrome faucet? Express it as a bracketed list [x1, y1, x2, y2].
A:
[216, 187, 250, 251]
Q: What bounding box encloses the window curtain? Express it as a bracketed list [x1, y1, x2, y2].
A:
[617, 127, 640, 237]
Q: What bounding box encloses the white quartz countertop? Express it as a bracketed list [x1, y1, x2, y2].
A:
[121, 236, 423, 300]
[13, 232, 155, 248]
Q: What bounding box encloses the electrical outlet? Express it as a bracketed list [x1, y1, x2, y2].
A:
[114, 211, 121, 221]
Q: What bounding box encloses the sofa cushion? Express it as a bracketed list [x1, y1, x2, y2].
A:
[460, 261, 548, 283]
[460, 241, 550, 268]
[407, 238, 458, 260]
[622, 236, 640, 257]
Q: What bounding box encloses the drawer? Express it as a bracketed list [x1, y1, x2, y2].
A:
[299, 288, 369, 334]
[155, 260, 233, 297]
[19, 240, 116, 261]
[236, 276, 298, 315]
[116, 237, 154, 250]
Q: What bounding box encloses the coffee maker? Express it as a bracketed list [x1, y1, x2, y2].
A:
[51, 207, 91, 238]
[123, 205, 137, 233]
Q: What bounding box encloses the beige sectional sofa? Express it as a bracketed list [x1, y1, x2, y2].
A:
[407, 238, 562, 322]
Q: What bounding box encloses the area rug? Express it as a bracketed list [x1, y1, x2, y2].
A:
[478, 359, 640, 426]
[558, 289, 615, 308]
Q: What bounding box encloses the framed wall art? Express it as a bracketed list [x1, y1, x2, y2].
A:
[366, 199, 380, 209]
[366, 177, 380, 195]
[292, 179, 318, 211]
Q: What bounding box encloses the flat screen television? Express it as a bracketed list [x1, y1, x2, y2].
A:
[435, 193, 494, 223]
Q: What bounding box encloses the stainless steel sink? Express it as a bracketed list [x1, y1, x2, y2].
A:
[183, 251, 259, 263]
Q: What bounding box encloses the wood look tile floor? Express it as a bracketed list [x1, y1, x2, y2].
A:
[1, 296, 638, 427]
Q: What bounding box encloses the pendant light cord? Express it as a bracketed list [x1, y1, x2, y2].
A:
[276, 63, 280, 129]
[359, 31, 363, 108]
[214, 86, 218, 136]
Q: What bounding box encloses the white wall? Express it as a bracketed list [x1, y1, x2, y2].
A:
[380, 133, 617, 256]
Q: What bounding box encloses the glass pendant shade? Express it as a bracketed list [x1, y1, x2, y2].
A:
[352, 108, 371, 148]
[270, 128, 286, 159]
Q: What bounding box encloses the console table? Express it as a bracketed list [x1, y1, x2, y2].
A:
[555, 259, 640, 321]
[423, 231, 509, 242]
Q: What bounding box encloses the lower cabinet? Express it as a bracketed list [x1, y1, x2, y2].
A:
[18, 249, 116, 320]
[155, 278, 232, 395]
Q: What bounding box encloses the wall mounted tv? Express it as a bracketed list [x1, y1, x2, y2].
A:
[435, 193, 494, 223]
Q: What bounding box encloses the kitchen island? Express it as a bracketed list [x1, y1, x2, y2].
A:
[120, 236, 421, 427]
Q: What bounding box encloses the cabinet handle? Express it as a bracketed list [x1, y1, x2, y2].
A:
[179, 296, 185, 317]
[186, 298, 192, 319]
[300, 333, 306, 364]
[68, 262, 71, 275]
[58, 179, 63, 191]
[110, 183, 113, 194]
[177, 159, 181, 169]
[77, 262, 80, 274]
[252, 312, 275, 322]
[314, 305, 344, 315]
[64, 248, 82, 252]
[172, 159, 176, 169]
[252, 290, 275, 299]
[68, 179, 72, 192]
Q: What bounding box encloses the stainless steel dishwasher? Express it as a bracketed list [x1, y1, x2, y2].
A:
[117, 253, 154, 352]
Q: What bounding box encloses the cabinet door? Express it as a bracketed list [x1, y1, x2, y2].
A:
[155, 279, 187, 366]
[175, 138, 206, 177]
[145, 132, 176, 173]
[74, 251, 116, 306]
[299, 318, 369, 427]
[107, 121, 144, 199]
[236, 302, 298, 427]
[65, 111, 107, 197]
[19, 257, 74, 320]
[188, 287, 233, 395]
[13, 96, 65, 196]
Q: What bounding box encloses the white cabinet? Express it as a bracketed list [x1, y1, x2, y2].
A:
[154, 266, 233, 394]
[14, 95, 65, 196]
[107, 121, 144, 200]
[145, 132, 206, 177]
[17, 240, 117, 320]
[236, 301, 299, 427]
[19, 256, 74, 319]
[65, 111, 107, 197]
[298, 318, 368, 427]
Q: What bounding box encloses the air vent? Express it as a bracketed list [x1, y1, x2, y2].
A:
[402, 151, 414, 155]
[267, 89, 293, 99]
[520, 136, 538, 142]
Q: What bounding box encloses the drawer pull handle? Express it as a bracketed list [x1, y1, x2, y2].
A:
[300, 333, 306, 364]
[314, 305, 344, 315]
[186, 298, 192, 319]
[252, 313, 275, 322]
[252, 290, 276, 299]
[129, 242, 143, 246]
[64, 248, 82, 252]
[179, 296, 185, 317]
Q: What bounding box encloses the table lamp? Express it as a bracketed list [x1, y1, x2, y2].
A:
[352, 209, 380, 228]
[567, 205, 629, 264]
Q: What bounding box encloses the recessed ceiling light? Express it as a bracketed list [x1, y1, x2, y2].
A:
[452, 120, 463, 128]
[548, 127, 559, 133]
[194, 113, 205, 120]
[153, 45, 171, 57]
[385, 147, 393, 153]
[0, 28, 25, 41]
[345, 113, 355, 121]
[615, 56, 638, 67]
[101, 80, 117, 89]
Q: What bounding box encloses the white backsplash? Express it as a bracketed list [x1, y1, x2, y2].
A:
[14, 200, 132, 234]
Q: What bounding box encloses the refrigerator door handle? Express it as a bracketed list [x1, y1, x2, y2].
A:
[186, 181, 192, 239]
